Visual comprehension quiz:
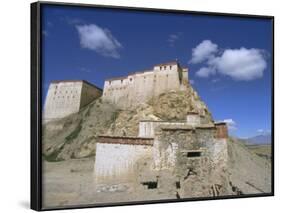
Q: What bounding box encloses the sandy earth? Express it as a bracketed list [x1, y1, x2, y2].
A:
[42, 142, 272, 209]
[42, 157, 179, 208]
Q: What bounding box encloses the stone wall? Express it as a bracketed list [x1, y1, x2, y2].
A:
[94, 122, 229, 192]
[94, 136, 153, 192]
[153, 125, 200, 171]
[43, 80, 102, 122]
[186, 112, 201, 126]
[102, 62, 188, 108]
[138, 120, 187, 138]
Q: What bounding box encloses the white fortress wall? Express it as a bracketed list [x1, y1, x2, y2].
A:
[94, 143, 153, 185]
[43, 80, 102, 122]
[102, 62, 187, 108]
[43, 81, 83, 121]
[182, 68, 188, 81]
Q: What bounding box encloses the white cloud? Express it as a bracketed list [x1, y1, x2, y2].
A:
[190, 40, 218, 64]
[223, 119, 237, 130]
[211, 48, 267, 81]
[76, 24, 122, 58]
[190, 40, 267, 81]
[168, 33, 181, 47]
[196, 67, 216, 78]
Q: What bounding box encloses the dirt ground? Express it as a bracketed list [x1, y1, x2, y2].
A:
[42, 141, 272, 209]
[42, 158, 177, 209]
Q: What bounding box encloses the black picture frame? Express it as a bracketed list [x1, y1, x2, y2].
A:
[31, 1, 274, 211]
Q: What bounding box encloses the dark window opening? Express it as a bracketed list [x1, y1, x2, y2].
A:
[141, 181, 158, 189]
[187, 151, 201, 157]
[176, 181, 181, 189]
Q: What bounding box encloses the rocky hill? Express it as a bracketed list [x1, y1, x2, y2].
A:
[42, 83, 212, 161]
[42, 82, 272, 206]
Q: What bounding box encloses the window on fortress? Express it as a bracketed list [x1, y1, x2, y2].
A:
[130, 78, 132, 81]
[141, 181, 158, 189]
[176, 181, 181, 189]
[121, 80, 123, 83]
[170, 65, 172, 69]
[187, 151, 201, 158]
[164, 66, 166, 70]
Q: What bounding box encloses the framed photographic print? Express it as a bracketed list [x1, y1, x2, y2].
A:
[31, 1, 274, 211]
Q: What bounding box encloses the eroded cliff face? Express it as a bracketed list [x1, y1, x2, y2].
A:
[107, 83, 213, 137]
[42, 82, 211, 161]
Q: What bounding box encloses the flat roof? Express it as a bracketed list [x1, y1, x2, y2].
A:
[104, 61, 183, 82]
[51, 80, 102, 91]
[104, 70, 153, 81]
[105, 76, 128, 81]
[98, 135, 154, 146]
[154, 61, 179, 67]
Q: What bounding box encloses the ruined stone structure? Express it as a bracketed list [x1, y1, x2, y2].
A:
[94, 112, 229, 193]
[102, 61, 188, 108]
[43, 80, 102, 122]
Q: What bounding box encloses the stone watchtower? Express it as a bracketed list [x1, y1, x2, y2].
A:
[43, 80, 102, 123]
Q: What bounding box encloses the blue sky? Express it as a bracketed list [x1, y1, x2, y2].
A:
[41, 4, 273, 138]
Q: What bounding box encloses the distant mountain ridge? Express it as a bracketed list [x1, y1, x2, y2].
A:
[245, 133, 271, 145]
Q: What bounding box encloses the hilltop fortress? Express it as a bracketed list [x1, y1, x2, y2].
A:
[103, 61, 188, 108]
[44, 61, 193, 121]
[41, 61, 272, 203]
[42, 61, 235, 198]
